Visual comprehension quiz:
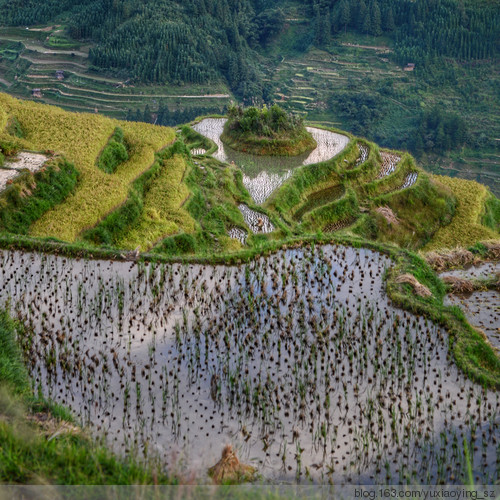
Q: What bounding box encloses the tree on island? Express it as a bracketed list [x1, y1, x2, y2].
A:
[222, 104, 316, 156]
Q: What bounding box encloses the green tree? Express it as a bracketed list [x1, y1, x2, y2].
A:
[370, 0, 382, 36]
[339, 0, 350, 34]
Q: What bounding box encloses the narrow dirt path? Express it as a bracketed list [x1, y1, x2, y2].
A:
[341, 42, 392, 52]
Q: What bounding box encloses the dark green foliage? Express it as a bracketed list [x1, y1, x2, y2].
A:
[97, 127, 128, 174]
[314, 0, 498, 63]
[0, 310, 29, 395]
[228, 104, 303, 137]
[0, 0, 270, 100]
[482, 194, 500, 233]
[253, 8, 285, 46]
[6, 117, 24, 139]
[330, 92, 386, 137]
[223, 104, 316, 155]
[0, 159, 79, 234]
[414, 108, 467, 155]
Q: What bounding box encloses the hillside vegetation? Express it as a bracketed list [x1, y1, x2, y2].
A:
[0, 94, 498, 258]
[0, 95, 499, 487]
[0, 93, 175, 241]
[221, 104, 316, 156]
[0, 0, 498, 196]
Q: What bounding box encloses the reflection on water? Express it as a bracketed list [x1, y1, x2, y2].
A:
[440, 261, 500, 350]
[1, 247, 497, 484]
[192, 118, 349, 203]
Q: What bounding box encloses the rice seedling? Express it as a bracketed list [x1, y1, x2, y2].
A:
[0, 244, 497, 484]
[376, 152, 401, 179]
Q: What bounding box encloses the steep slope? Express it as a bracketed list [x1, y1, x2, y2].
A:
[1, 94, 498, 257]
[0, 93, 176, 241]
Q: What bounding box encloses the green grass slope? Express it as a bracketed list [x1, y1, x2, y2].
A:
[1, 94, 498, 258]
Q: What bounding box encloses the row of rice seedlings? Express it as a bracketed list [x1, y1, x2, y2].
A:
[323, 217, 357, 233]
[376, 152, 401, 179]
[0, 246, 498, 484]
[238, 204, 275, 234]
[355, 145, 369, 166]
[400, 172, 418, 190]
[242, 170, 293, 205]
[228, 227, 247, 245]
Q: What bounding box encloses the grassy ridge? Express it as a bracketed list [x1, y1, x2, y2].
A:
[267, 136, 357, 217]
[386, 249, 500, 389]
[0, 93, 175, 242]
[423, 176, 498, 251]
[369, 173, 457, 249]
[0, 158, 79, 234]
[301, 188, 359, 231]
[118, 154, 195, 251]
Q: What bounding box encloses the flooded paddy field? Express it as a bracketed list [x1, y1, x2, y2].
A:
[192, 118, 349, 204]
[5, 151, 48, 173]
[1, 246, 498, 484]
[440, 262, 500, 351]
[0, 168, 19, 192]
[0, 151, 49, 192]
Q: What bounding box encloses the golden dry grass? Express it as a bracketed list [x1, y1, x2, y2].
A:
[0, 107, 7, 131]
[0, 93, 175, 242]
[118, 155, 195, 251]
[423, 175, 498, 251]
[394, 273, 432, 298]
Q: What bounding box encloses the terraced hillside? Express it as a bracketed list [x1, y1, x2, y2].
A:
[1, 94, 498, 259]
[265, 33, 500, 197]
[0, 26, 230, 119]
[1, 24, 498, 198]
[0, 94, 499, 487]
[0, 93, 177, 241]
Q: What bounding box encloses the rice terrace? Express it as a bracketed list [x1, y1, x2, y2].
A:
[0, 91, 499, 488]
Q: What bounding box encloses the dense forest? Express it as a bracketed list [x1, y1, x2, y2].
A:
[0, 0, 498, 165]
[0, 0, 284, 101]
[1, 0, 497, 99]
[309, 0, 498, 63]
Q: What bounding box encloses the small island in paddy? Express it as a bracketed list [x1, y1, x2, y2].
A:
[221, 104, 317, 156]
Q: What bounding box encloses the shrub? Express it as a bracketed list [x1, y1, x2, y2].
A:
[0, 159, 79, 234]
[97, 128, 128, 174]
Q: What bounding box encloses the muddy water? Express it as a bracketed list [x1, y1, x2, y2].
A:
[1, 152, 49, 193]
[440, 262, 500, 350]
[192, 118, 349, 204]
[0, 248, 498, 484]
